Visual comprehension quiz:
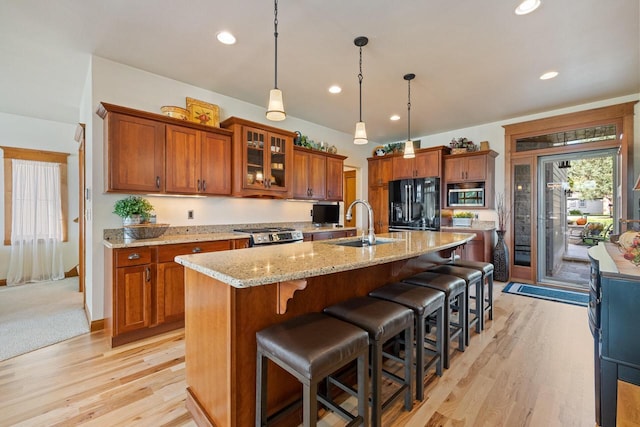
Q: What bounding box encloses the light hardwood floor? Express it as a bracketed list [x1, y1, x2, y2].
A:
[0, 284, 637, 426]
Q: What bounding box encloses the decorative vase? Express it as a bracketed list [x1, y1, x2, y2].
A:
[122, 215, 142, 226]
[493, 229, 509, 282]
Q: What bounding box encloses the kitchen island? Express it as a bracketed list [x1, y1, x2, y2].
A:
[175, 230, 475, 427]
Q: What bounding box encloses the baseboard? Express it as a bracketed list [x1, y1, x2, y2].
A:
[0, 278, 5, 287]
[64, 265, 79, 278]
[83, 303, 105, 332]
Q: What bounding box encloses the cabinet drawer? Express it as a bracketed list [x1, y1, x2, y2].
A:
[115, 247, 152, 267]
[157, 240, 232, 263]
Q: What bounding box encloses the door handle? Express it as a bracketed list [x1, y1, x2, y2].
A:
[197, 179, 201, 191]
[192, 247, 202, 253]
[202, 180, 206, 191]
[145, 266, 150, 282]
[156, 176, 161, 189]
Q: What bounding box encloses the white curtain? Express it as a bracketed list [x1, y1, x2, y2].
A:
[7, 159, 64, 285]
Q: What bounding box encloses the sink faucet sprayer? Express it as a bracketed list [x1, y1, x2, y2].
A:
[345, 199, 376, 246]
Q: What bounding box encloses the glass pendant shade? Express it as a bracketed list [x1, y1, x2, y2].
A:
[354, 121, 368, 145]
[266, 89, 286, 121]
[403, 140, 415, 158]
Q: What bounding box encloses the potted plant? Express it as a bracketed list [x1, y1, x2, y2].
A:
[452, 211, 474, 227]
[113, 196, 154, 226]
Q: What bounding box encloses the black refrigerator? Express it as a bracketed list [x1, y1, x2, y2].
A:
[388, 177, 440, 231]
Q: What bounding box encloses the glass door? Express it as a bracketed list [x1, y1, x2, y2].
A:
[537, 150, 617, 288]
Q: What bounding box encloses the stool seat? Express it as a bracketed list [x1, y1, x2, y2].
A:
[256, 312, 369, 380]
[370, 282, 445, 401]
[450, 259, 494, 275]
[256, 312, 369, 426]
[403, 271, 466, 295]
[430, 264, 482, 283]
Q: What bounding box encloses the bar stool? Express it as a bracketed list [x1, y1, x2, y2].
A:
[429, 264, 483, 343]
[449, 260, 494, 324]
[402, 271, 466, 369]
[369, 282, 445, 401]
[256, 312, 369, 426]
[324, 296, 414, 427]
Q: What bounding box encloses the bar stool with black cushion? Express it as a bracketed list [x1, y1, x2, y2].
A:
[256, 312, 369, 426]
[448, 260, 494, 325]
[401, 271, 466, 369]
[429, 264, 483, 343]
[324, 296, 414, 427]
[369, 282, 445, 401]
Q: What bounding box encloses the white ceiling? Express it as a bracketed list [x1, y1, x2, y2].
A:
[0, 0, 638, 143]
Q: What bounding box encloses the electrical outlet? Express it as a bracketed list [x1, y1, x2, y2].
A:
[188, 210, 194, 220]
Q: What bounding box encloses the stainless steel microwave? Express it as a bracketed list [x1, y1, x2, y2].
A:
[448, 188, 485, 207]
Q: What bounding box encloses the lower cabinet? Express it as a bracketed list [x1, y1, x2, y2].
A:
[108, 239, 241, 346]
[303, 229, 357, 241]
[441, 228, 495, 263]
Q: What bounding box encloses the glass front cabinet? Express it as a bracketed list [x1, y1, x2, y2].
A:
[221, 117, 295, 198]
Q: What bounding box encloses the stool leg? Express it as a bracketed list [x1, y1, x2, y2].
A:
[357, 352, 369, 426]
[474, 278, 483, 334]
[435, 304, 444, 376]
[416, 314, 426, 401]
[256, 350, 268, 427]
[441, 299, 452, 369]
[487, 272, 494, 320]
[458, 290, 467, 352]
[403, 325, 414, 412]
[372, 342, 383, 427]
[303, 381, 318, 426]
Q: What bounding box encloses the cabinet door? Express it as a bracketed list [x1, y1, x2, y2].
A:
[392, 156, 415, 180]
[292, 150, 311, 199]
[107, 113, 165, 192]
[267, 132, 290, 194]
[115, 264, 152, 335]
[156, 261, 185, 324]
[414, 151, 440, 178]
[325, 156, 344, 201]
[368, 157, 393, 187]
[200, 132, 231, 195]
[369, 185, 389, 234]
[465, 155, 487, 181]
[444, 157, 466, 182]
[244, 126, 268, 190]
[308, 152, 326, 200]
[165, 125, 200, 194]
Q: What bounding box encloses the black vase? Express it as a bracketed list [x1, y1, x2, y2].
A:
[493, 230, 509, 282]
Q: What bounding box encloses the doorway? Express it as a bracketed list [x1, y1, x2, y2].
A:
[537, 150, 617, 289]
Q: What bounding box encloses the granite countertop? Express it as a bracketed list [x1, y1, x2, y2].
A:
[103, 232, 246, 249]
[175, 230, 475, 289]
[300, 226, 358, 234]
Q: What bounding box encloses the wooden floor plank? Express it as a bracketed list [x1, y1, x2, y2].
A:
[0, 284, 632, 426]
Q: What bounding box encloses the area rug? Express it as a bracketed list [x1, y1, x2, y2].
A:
[502, 282, 589, 307]
[0, 277, 89, 361]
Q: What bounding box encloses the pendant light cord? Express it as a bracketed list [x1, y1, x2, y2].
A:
[407, 78, 411, 141]
[273, 0, 279, 89]
[358, 45, 363, 122]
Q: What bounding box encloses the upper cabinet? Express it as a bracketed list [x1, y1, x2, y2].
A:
[221, 117, 295, 198]
[368, 156, 393, 187]
[293, 146, 347, 201]
[443, 150, 498, 209]
[392, 146, 447, 180]
[98, 102, 232, 196]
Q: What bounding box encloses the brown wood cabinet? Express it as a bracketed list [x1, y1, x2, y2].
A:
[368, 156, 393, 233]
[106, 238, 242, 347]
[369, 156, 393, 187]
[98, 102, 233, 195]
[441, 227, 495, 262]
[165, 125, 231, 195]
[303, 229, 357, 241]
[292, 147, 347, 201]
[444, 150, 498, 209]
[221, 117, 295, 198]
[392, 147, 445, 180]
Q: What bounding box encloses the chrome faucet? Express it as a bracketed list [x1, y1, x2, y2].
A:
[345, 199, 376, 246]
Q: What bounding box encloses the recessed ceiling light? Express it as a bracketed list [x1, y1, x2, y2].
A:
[216, 31, 236, 45]
[540, 71, 558, 80]
[515, 0, 541, 15]
[328, 85, 342, 94]
[390, 115, 401, 121]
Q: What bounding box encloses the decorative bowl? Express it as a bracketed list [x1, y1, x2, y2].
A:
[124, 223, 170, 240]
[160, 106, 189, 120]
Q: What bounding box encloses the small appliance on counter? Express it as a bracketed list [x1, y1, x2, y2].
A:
[388, 177, 440, 231]
[311, 203, 340, 227]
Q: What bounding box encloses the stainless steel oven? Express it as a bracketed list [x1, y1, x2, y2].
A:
[447, 187, 485, 207]
[233, 227, 304, 247]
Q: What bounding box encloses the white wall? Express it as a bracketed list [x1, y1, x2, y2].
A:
[0, 112, 79, 279]
[415, 94, 640, 225]
[85, 56, 372, 320]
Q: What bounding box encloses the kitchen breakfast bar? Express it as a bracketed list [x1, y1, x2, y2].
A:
[175, 230, 475, 427]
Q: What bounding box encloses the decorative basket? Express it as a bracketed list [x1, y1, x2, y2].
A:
[451, 148, 467, 155]
[124, 223, 170, 240]
[160, 106, 189, 120]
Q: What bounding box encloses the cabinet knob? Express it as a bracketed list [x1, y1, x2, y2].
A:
[128, 253, 141, 260]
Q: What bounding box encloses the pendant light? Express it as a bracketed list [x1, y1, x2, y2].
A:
[266, 0, 285, 121]
[403, 73, 416, 159]
[353, 36, 368, 145]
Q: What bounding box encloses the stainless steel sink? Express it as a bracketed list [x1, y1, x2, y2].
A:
[329, 238, 399, 247]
